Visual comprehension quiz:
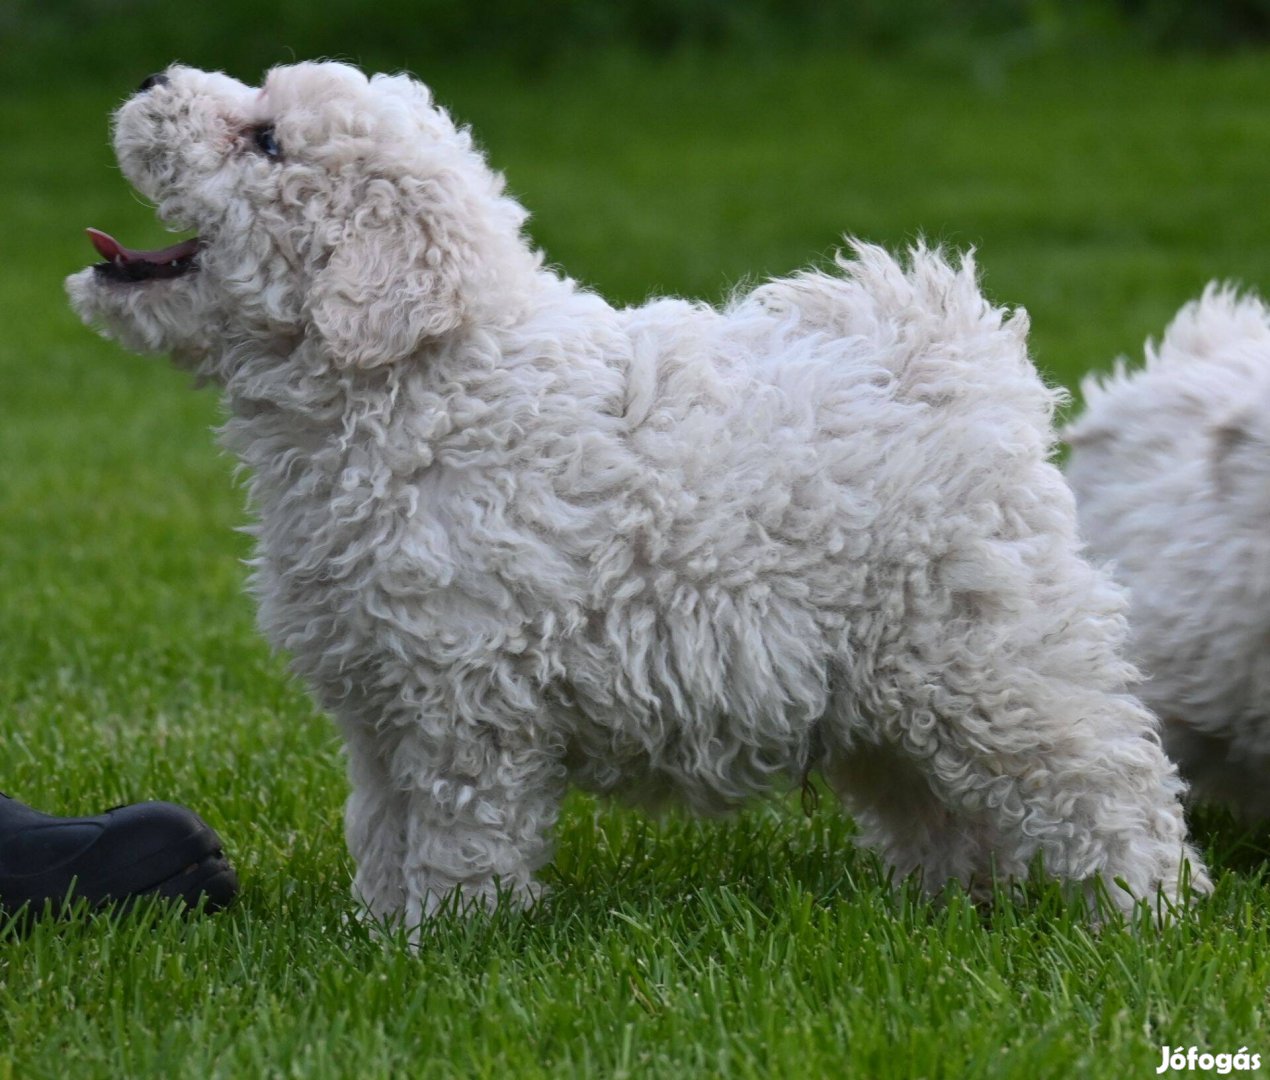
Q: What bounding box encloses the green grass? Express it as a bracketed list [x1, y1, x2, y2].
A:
[3, 47, 1270, 1079]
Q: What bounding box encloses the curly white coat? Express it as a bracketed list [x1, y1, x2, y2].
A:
[67, 62, 1204, 926]
[1066, 286, 1270, 819]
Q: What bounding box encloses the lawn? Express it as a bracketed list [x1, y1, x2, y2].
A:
[2, 46, 1270, 1079]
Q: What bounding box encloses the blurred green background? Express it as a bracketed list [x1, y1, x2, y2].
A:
[6, 0, 1270, 79]
[4, 0, 1270, 382]
[3, 4, 1270, 1078]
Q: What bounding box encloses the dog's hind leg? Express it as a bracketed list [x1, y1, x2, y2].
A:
[825, 684, 1205, 916]
[822, 739, 1002, 894]
[822, 596, 1209, 917]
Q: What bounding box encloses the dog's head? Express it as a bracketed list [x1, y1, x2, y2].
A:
[67, 62, 535, 377]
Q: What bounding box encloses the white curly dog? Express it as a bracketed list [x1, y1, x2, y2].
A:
[1067, 286, 1270, 819]
[68, 62, 1205, 926]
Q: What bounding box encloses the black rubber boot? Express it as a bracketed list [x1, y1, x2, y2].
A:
[0, 794, 237, 918]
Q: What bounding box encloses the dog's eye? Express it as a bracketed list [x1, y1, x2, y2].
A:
[252, 125, 282, 159]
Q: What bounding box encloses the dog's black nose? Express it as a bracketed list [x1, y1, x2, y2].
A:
[138, 72, 169, 93]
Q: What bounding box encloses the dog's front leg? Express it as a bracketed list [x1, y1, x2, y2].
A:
[388, 719, 567, 928]
[340, 720, 411, 923]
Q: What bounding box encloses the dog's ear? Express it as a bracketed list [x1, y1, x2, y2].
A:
[1211, 407, 1270, 522]
[307, 177, 475, 367]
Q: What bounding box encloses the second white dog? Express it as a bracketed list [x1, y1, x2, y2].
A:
[1067, 286, 1270, 819]
[68, 62, 1204, 925]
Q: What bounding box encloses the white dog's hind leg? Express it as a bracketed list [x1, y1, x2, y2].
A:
[823, 600, 1208, 916]
[826, 691, 1204, 916]
[823, 740, 1001, 891]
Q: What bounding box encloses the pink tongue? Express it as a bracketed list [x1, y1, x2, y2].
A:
[86, 228, 200, 264]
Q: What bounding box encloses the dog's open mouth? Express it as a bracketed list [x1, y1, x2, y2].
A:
[86, 228, 202, 283]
